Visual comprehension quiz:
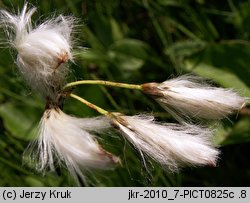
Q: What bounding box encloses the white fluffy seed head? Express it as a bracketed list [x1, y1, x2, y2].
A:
[0, 3, 75, 98]
[27, 108, 119, 182]
[112, 114, 219, 171]
[143, 75, 246, 121]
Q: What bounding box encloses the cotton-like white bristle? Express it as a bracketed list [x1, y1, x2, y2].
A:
[0, 3, 74, 97]
[143, 75, 246, 121]
[112, 114, 219, 171]
[28, 108, 119, 181]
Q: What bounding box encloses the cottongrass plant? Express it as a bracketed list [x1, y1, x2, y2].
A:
[29, 107, 119, 182]
[0, 3, 74, 98]
[110, 114, 219, 170]
[0, 3, 246, 184]
[142, 75, 246, 121]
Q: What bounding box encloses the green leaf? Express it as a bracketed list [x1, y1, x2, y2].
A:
[110, 18, 123, 41]
[185, 61, 250, 99]
[82, 27, 106, 51]
[193, 42, 250, 86]
[24, 176, 45, 187]
[0, 103, 38, 140]
[76, 50, 110, 65]
[165, 40, 206, 58]
[108, 50, 145, 70]
[214, 117, 250, 146]
[107, 39, 151, 70]
[109, 39, 150, 59]
[90, 13, 113, 47]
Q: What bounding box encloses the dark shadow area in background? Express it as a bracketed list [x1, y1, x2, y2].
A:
[183, 142, 250, 186]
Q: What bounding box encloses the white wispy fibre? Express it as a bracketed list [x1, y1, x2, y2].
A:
[144, 75, 246, 120]
[112, 114, 219, 171]
[0, 4, 74, 97]
[29, 108, 119, 181]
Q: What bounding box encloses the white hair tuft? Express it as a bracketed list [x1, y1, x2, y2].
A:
[112, 114, 219, 171]
[0, 3, 75, 98]
[27, 108, 119, 182]
[143, 75, 246, 121]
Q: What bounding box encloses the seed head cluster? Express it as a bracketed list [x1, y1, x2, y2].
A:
[0, 3, 246, 183]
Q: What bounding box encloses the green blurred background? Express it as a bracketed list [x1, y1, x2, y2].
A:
[0, 0, 250, 186]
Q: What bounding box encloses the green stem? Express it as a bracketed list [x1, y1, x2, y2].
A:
[90, 74, 122, 111]
[69, 93, 109, 115]
[64, 80, 143, 91]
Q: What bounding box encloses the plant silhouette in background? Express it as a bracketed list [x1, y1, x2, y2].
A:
[0, 3, 246, 184]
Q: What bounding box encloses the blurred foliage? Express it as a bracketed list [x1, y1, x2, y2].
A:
[0, 0, 250, 186]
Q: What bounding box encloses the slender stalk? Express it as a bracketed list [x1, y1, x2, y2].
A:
[91, 74, 122, 111]
[64, 80, 143, 91]
[69, 93, 109, 115]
